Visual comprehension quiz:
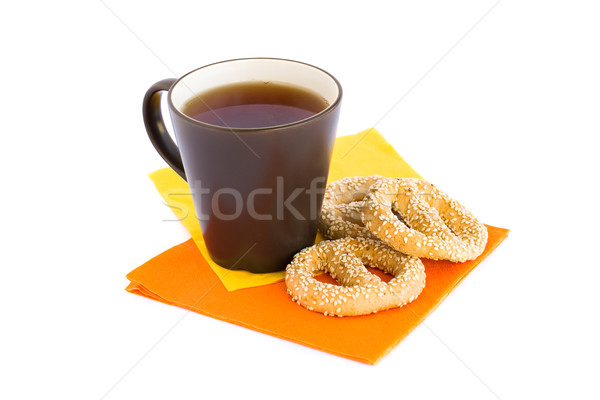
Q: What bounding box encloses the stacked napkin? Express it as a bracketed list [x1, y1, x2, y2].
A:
[126, 129, 509, 364]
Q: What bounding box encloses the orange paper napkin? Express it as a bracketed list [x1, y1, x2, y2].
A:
[126, 225, 508, 364]
[126, 129, 509, 364]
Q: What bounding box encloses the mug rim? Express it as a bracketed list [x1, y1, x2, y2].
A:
[167, 57, 343, 132]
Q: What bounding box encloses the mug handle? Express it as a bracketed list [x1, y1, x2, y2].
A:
[142, 78, 187, 181]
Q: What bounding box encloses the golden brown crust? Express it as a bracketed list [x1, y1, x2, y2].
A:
[361, 178, 488, 262]
[285, 237, 426, 317]
[319, 175, 391, 240]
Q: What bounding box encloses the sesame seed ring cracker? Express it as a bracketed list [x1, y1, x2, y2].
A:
[285, 237, 426, 317]
[361, 178, 488, 262]
[318, 175, 392, 240]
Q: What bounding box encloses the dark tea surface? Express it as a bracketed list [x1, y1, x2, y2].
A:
[182, 81, 329, 129]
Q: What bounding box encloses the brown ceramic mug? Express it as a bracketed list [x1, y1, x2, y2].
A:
[143, 58, 342, 273]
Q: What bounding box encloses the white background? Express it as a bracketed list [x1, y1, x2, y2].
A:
[1, 0, 598, 399]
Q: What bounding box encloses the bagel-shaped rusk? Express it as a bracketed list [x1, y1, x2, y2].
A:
[285, 237, 426, 317]
[319, 175, 392, 240]
[361, 178, 488, 262]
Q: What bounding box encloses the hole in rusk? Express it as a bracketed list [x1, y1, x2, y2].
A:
[392, 207, 410, 228]
[315, 273, 340, 285]
[314, 264, 394, 285]
[366, 266, 394, 283]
